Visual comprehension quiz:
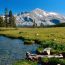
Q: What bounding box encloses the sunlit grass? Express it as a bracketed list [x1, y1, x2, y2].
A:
[0, 27, 65, 43]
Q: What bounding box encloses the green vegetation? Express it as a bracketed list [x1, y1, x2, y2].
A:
[0, 27, 65, 65]
[36, 40, 65, 54]
[24, 40, 34, 44]
[41, 57, 65, 65]
[0, 8, 16, 27]
[0, 27, 65, 44]
[9, 10, 16, 27]
[41, 57, 49, 63]
[0, 17, 4, 27]
[13, 58, 65, 65]
[50, 23, 65, 27]
[13, 60, 37, 65]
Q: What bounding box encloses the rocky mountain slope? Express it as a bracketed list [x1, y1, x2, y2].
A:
[15, 8, 65, 27]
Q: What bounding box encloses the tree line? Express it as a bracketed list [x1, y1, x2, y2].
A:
[0, 8, 16, 27]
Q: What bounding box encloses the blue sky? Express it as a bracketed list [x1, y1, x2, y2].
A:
[0, 0, 65, 15]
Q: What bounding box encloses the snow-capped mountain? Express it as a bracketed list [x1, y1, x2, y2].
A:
[15, 8, 65, 27]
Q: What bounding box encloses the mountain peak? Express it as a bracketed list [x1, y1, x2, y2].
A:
[33, 8, 45, 12]
[34, 8, 43, 11]
[32, 8, 47, 16]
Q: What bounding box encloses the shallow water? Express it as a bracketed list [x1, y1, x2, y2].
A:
[0, 36, 38, 65]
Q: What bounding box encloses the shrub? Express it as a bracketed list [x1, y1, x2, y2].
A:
[36, 47, 44, 54]
[49, 58, 59, 65]
[41, 57, 49, 64]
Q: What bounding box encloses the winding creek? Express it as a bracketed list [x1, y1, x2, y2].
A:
[0, 36, 39, 65]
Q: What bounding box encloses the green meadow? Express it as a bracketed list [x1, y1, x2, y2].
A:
[0, 27, 65, 44]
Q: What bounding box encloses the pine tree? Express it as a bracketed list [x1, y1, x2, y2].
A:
[9, 10, 12, 17]
[33, 20, 37, 27]
[40, 22, 44, 27]
[0, 17, 4, 27]
[9, 10, 16, 27]
[4, 8, 9, 27]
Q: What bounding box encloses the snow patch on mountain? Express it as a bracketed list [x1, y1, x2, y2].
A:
[15, 8, 65, 27]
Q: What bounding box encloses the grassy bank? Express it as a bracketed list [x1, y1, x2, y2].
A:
[0, 27, 65, 44]
[13, 60, 37, 65]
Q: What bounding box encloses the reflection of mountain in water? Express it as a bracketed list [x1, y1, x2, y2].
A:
[0, 36, 38, 65]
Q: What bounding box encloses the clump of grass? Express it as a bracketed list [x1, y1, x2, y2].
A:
[19, 32, 23, 34]
[36, 47, 44, 54]
[24, 40, 35, 45]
